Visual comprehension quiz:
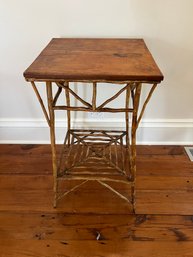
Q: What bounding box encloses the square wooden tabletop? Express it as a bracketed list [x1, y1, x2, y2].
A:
[24, 38, 163, 82]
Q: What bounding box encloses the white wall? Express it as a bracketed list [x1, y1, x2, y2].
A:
[0, 0, 193, 144]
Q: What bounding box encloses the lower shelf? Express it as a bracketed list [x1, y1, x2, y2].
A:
[54, 129, 134, 210]
[58, 129, 131, 177]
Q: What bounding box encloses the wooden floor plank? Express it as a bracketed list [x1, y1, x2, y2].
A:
[137, 157, 193, 177]
[0, 213, 193, 241]
[137, 175, 193, 190]
[0, 155, 52, 174]
[137, 190, 193, 214]
[0, 177, 132, 213]
[0, 240, 193, 257]
[0, 145, 193, 214]
[0, 145, 193, 256]
[0, 144, 185, 156]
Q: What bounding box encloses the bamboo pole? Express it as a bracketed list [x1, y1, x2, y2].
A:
[58, 130, 69, 175]
[57, 180, 88, 201]
[130, 83, 136, 108]
[46, 81, 58, 208]
[64, 81, 71, 145]
[31, 82, 50, 126]
[53, 86, 62, 106]
[120, 137, 125, 173]
[97, 180, 132, 204]
[97, 83, 131, 109]
[58, 175, 132, 185]
[131, 83, 142, 212]
[92, 82, 97, 110]
[57, 82, 92, 108]
[136, 83, 157, 128]
[125, 85, 132, 178]
[53, 106, 133, 113]
[125, 86, 131, 145]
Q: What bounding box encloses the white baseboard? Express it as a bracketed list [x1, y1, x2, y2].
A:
[0, 118, 193, 145]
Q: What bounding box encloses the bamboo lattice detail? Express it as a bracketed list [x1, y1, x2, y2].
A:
[30, 81, 158, 212]
[58, 129, 128, 177]
[53, 82, 134, 113]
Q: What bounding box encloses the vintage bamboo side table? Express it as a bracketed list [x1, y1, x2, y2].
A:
[24, 38, 163, 213]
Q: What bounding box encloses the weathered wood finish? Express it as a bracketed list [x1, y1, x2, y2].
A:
[24, 38, 163, 82]
[0, 145, 193, 256]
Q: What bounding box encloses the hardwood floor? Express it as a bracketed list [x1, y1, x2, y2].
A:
[0, 145, 193, 256]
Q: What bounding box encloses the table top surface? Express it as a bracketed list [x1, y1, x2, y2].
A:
[24, 38, 163, 83]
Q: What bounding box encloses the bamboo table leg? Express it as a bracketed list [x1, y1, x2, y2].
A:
[64, 81, 71, 146]
[46, 82, 58, 208]
[130, 83, 142, 210]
